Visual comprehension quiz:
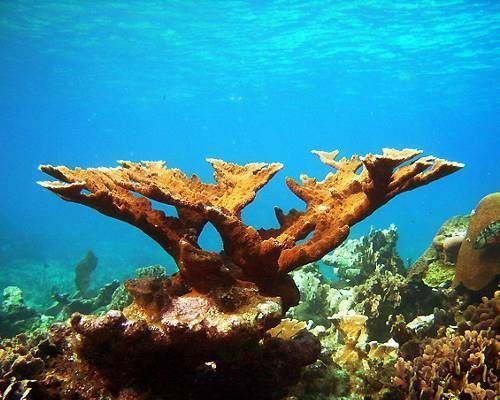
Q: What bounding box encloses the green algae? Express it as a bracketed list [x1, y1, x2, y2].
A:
[422, 261, 456, 287]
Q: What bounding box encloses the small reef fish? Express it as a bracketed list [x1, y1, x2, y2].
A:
[473, 221, 500, 250]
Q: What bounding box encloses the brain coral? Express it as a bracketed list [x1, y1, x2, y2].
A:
[454, 193, 500, 290]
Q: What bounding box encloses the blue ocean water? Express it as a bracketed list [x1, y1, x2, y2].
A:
[0, 1, 498, 303]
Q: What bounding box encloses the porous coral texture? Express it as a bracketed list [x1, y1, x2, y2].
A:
[287, 262, 353, 325]
[353, 269, 406, 340]
[289, 313, 400, 400]
[1, 316, 321, 400]
[394, 291, 500, 400]
[39, 149, 462, 306]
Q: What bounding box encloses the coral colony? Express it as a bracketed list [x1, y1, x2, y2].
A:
[1, 148, 499, 399]
[37, 148, 462, 309]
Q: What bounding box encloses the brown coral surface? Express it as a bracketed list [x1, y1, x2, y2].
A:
[39, 148, 462, 306]
[454, 193, 500, 290]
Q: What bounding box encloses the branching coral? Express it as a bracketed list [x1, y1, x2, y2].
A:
[35, 148, 461, 398]
[39, 148, 462, 306]
[394, 291, 500, 400]
[323, 224, 405, 284]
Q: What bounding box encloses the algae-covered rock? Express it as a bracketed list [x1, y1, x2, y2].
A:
[109, 264, 167, 311]
[135, 264, 166, 279]
[422, 261, 456, 287]
[408, 215, 469, 288]
[0, 287, 39, 338]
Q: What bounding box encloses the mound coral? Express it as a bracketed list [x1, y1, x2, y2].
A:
[454, 193, 500, 290]
[35, 148, 461, 398]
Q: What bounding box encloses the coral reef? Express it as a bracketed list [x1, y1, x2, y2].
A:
[409, 215, 469, 287]
[352, 269, 406, 340]
[287, 262, 353, 325]
[288, 291, 499, 400]
[288, 313, 401, 400]
[32, 148, 460, 398]
[394, 291, 500, 400]
[323, 224, 405, 284]
[108, 264, 167, 311]
[290, 226, 453, 341]
[39, 148, 461, 306]
[0, 287, 38, 338]
[74, 250, 97, 295]
[46, 280, 119, 318]
[0, 318, 321, 400]
[454, 193, 500, 290]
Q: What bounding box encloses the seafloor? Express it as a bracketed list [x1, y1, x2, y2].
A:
[0, 154, 498, 400]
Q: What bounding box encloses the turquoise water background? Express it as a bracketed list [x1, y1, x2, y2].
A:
[1, 1, 498, 305]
